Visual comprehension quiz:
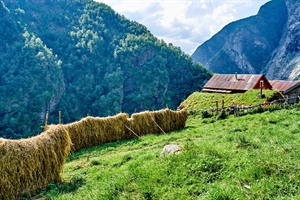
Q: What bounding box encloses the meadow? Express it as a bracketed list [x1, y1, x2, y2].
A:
[35, 105, 300, 199]
[180, 90, 278, 111]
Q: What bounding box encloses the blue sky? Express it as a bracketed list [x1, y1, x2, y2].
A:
[95, 0, 270, 55]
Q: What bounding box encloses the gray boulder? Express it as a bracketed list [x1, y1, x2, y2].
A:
[160, 144, 183, 156]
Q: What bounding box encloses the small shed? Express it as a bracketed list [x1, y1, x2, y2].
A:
[202, 74, 272, 93]
[270, 80, 300, 103]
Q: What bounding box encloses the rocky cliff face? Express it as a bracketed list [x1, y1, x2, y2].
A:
[263, 0, 300, 80]
[192, 0, 300, 80]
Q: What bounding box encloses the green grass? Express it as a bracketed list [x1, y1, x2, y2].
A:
[180, 90, 278, 112]
[33, 107, 300, 200]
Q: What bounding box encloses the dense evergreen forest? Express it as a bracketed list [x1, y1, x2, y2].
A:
[0, 0, 211, 138]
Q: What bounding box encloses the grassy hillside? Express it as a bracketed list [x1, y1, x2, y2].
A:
[180, 90, 278, 112]
[35, 106, 300, 199]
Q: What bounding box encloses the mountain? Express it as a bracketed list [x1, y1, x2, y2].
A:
[192, 0, 300, 81]
[0, 0, 211, 138]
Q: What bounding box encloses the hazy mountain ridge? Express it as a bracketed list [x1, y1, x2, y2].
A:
[192, 0, 300, 80]
[0, 0, 210, 138]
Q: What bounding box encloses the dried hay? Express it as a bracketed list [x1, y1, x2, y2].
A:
[0, 125, 71, 199]
[63, 113, 128, 152]
[151, 108, 187, 132]
[61, 109, 187, 152]
[169, 109, 188, 131]
[126, 111, 160, 136]
[153, 108, 172, 132]
[0, 109, 187, 198]
[126, 109, 187, 136]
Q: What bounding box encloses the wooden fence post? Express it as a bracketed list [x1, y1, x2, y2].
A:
[259, 80, 264, 98]
[44, 111, 49, 131]
[234, 106, 239, 117]
[222, 100, 224, 111]
[59, 111, 62, 124]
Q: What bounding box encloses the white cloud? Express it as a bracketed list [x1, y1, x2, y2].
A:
[95, 0, 270, 55]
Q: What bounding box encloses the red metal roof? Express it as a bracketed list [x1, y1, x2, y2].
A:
[269, 80, 300, 93]
[203, 74, 272, 92]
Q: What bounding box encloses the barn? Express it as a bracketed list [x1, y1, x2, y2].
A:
[270, 80, 300, 103]
[202, 74, 272, 93]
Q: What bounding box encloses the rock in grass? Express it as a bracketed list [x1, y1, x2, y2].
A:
[160, 144, 184, 156]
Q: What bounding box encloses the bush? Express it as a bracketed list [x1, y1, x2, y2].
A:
[202, 110, 213, 118]
[216, 110, 228, 120]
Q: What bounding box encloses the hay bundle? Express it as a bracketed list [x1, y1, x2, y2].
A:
[126, 111, 160, 136]
[169, 109, 188, 131]
[0, 109, 186, 199]
[63, 113, 128, 152]
[125, 109, 188, 136]
[43, 109, 186, 154]
[0, 125, 71, 199]
[153, 109, 172, 132]
[63, 119, 88, 152]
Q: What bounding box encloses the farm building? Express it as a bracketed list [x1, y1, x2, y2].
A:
[202, 74, 272, 93]
[270, 80, 300, 103]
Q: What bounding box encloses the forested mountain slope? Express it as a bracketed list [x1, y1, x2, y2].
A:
[192, 0, 300, 80]
[0, 0, 210, 138]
